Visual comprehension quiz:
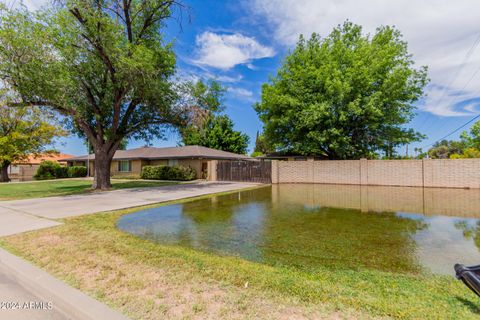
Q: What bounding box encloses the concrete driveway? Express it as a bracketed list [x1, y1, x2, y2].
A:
[0, 180, 260, 320]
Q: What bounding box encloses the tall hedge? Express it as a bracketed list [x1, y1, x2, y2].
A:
[141, 165, 196, 181]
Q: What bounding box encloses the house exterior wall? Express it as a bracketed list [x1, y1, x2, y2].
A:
[75, 158, 211, 179]
[149, 160, 168, 166]
[178, 159, 205, 179]
[272, 158, 480, 189]
[9, 164, 40, 181]
[110, 160, 144, 176]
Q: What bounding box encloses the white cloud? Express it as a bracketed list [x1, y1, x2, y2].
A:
[193, 31, 275, 70]
[249, 0, 480, 117]
[23, 0, 48, 10]
[2, 0, 49, 10]
[228, 87, 254, 99]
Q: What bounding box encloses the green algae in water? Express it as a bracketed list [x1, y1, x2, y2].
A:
[117, 184, 480, 275]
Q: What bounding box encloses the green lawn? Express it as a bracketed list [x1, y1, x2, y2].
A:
[1, 192, 479, 319]
[0, 179, 179, 200]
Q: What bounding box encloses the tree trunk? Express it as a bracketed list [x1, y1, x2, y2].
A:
[0, 161, 11, 183]
[92, 152, 112, 190]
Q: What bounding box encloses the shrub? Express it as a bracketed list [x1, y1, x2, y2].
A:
[68, 166, 87, 178]
[34, 161, 61, 180]
[141, 165, 196, 181]
[35, 161, 87, 180]
[55, 166, 69, 178]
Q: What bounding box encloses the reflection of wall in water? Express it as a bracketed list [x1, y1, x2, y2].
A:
[271, 184, 480, 218]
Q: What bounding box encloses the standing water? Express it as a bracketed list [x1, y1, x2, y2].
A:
[117, 184, 480, 275]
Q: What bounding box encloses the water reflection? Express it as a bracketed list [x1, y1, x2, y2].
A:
[272, 184, 480, 217]
[117, 184, 480, 275]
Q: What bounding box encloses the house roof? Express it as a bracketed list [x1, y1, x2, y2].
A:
[14, 153, 75, 165]
[62, 145, 250, 161]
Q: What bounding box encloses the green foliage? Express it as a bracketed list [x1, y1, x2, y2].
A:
[251, 131, 270, 157]
[460, 121, 480, 150]
[141, 165, 196, 181]
[0, 104, 66, 181]
[34, 161, 86, 179]
[0, 1, 182, 188]
[430, 122, 480, 159]
[450, 148, 480, 159]
[427, 140, 466, 159]
[34, 161, 62, 180]
[179, 80, 249, 154]
[87, 138, 128, 154]
[255, 22, 428, 159]
[68, 166, 87, 178]
[179, 79, 225, 118]
[55, 166, 69, 179]
[250, 151, 264, 158]
[182, 115, 249, 154]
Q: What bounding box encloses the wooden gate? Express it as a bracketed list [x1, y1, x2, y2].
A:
[217, 160, 271, 183]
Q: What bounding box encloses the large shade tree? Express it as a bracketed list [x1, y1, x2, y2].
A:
[255, 22, 428, 159]
[0, 104, 66, 182]
[0, 1, 184, 189]
[179, 80, 250, 154]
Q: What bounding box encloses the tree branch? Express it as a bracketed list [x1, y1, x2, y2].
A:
[69, 7, 117, 84]
[122, 0, 133, 42]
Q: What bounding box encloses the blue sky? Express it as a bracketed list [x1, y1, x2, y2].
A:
[9, 0, 480, 156]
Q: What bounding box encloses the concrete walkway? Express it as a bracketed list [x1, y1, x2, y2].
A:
[0, 181, 260, 320]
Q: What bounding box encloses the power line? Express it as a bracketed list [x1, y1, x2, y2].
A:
[420, 113, 480, 149]
[417, 33, 480, 131]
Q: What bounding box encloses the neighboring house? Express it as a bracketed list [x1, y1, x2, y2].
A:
[8, 153, 74, 181]
[62, 145, 249, 179]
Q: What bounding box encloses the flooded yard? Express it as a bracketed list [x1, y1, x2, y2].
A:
[117, 184, 480, 275]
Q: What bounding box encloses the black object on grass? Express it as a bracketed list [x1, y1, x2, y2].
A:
[455, 264, 480, 297]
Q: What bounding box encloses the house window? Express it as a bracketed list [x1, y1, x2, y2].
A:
[168, 159, 178, 167]
[118, 160, 131, 172]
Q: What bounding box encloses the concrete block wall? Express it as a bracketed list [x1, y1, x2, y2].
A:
[273, 158, 480, 189]
[275, 160, 312, 183]
[314, 160, 361, 184]
[423, 159, 480, 188]
[365, 160, 423, 187]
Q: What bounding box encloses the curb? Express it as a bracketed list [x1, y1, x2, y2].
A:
[0, 248, 130, 320]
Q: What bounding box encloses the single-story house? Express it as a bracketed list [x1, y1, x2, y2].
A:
[62, 145, 249, 179]
[8, 153, 74, 181]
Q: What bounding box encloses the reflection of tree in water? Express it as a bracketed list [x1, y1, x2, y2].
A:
[455, 220, 480, 249]
[180, 188, 271, 224]
[260, 206, 428, 274]
[176, 188, 271, 257]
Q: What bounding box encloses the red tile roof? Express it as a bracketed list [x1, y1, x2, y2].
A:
[15, 153, 75, 165]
